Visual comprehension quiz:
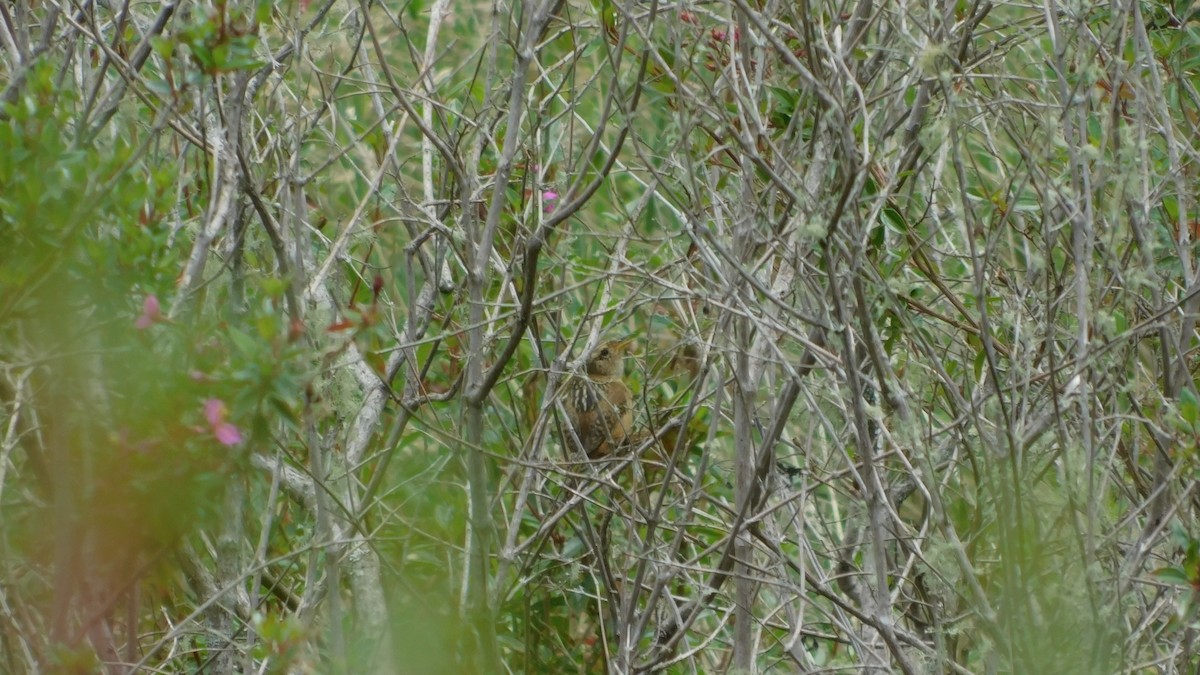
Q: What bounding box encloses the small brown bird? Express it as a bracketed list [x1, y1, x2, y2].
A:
[562, 338, 635, 458]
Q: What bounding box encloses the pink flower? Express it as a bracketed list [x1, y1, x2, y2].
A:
[542, 190, 558, 213]
[204, 398, 226, 427]
[202, 398, 243, 446]
[213, 422, 243, 446]
[135, 295, 162, 329]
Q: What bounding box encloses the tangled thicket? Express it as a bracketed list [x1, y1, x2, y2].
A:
[3, 0, 1200, 672]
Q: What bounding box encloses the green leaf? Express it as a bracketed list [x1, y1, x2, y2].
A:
[1181, 388, 1199, 428]
[228, 326, 260, 357]
[255, 0, 273, 25]
[1152, 566, 1193, 587]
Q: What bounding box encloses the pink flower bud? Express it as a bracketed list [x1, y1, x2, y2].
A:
[204, 398, 226, 427]
[213, 423, 243, 446]
[136, 294, 162, 329]
[202, 398, 243, 446]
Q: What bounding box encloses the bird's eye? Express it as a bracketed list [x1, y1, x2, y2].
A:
[599, 349, 610, 358]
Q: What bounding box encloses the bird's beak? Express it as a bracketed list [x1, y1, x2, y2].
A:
[612, 336, 636, 352]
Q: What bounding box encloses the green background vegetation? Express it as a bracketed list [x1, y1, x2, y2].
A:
[3, 0, 1200, 672]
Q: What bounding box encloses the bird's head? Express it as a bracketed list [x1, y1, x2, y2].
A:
[585, 337, 634, 377]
